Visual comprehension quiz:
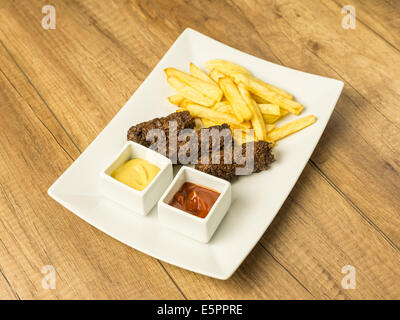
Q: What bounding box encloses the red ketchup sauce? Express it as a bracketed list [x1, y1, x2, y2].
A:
[169, 182, 220, 218]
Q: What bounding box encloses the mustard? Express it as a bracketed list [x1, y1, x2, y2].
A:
[111, 158, 160, 191]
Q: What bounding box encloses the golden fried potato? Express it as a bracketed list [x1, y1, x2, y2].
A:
[258, 103, 281, 116]
[179, 98, 195, 109]
[235, 73, 293, 100]
[166, 60, 314, 145]
[258, 103, 281, 123]
[209, 69, 225, 83]
[236, 73, 303, 115]
[267, 115, 316, 141]
[265, 124, 275, 132]
[165, 68, 223, 102]
[233, 129, 257, 144]
[185, 103, 250, 129]
[213, 101, 233, 114]
[218, 77, 252, 122]
[168, 94, 185, 105]
[205, 60, 293, 99]
[189, 63, 215, 84]
[263, 114, 280, 124]
[205, 59, 251, 75]
[252, 94, 269, 104]
[201, 118, 220, 128]
[167, 77, 215, 107]
[238, 84, 267, 141]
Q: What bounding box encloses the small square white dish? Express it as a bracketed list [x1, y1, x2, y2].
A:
[158, 166, 231, 243]
[99, 141, 173, 215]
[48, 28, 343, 279]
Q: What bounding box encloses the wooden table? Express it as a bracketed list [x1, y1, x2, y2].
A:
[0, 0, 399, 300]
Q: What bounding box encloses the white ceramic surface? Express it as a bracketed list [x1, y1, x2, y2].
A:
[48, 28, 344, 279]
[158, 166, 231, 243]
[100, 141, 173, 215]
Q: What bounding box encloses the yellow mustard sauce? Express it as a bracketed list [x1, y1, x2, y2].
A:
[111, 158, 160, 191]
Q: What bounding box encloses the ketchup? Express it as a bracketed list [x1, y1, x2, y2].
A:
[169, 182, 220, 218]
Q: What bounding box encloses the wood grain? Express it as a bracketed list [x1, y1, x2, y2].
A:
[0, 36, 184, 300]
[0, 0, 310, 300]
[334, 0, 400, 51]
[0, 0, 399, 299]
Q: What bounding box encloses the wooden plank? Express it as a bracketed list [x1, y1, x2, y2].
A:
[274, 0, 400, 127]
[239, 0, 400, 247]
[0, 272, 18, 299]
[162, 244, 313, 299]
[334, 0, 400, 51]
[0, 0, 179, 149]
[151, 0, 400, 299]
[261, 164, 400, 299]
[154, 0, 400, 246]
[0, 44, 184, 299]
[164, 165, 400, 299]
[0, 0, 399, 299]
[0, 0, 303, 299]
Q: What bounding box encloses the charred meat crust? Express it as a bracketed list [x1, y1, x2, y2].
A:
[197, 123, 232, 154]
[127, 111, 195, 146]
[241, 140, 275, 173]
[127, 111, 275, 180]
[195, 152, 237, 181]
[195, 140, 275, 181]
[127, 111, 195, 161]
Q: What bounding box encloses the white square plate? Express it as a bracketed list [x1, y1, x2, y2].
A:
[48, 28, 343, 280]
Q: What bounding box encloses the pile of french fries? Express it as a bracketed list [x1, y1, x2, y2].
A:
[165, 59, 316, 144]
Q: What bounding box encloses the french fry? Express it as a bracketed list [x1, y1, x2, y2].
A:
[209, 101, 254, 130]
[168, 94, 185, 105]
[212, 101, 254, 130]
[201, 118, 220, 128]
[206, 59, 293, 99]
[254, 93, 295, 107]
[280, 109, 289, 116]
[167, 77, 215, 107]
[213, 101, 233, 114]
[165, 68, 223, 102]
[233, 129, 257, 144]
[237, 74, 293, 100]
[194, 118, 203, 130]
[258, 103, 282, 124]
[236, 73, 303, 115]
[230, 120, 252, 130]
[185, 103, 249, 129]
[219, 77, 252, 122]
[262, 108, 289, 123]
[167, 61, 312, 146]
[209, 69, 226, 83]
[266, 124, 275, 132]
[252, 94, 269, 104]
[258, 103, 281, 123]
[238, 83, 267, 141]
[179, 98, 194, 109]
[205, 59, 252, 75]
[254, 93, 297, 114]
[189, 63, 215, 84]
[258, 104, 281, 116]
[267, 115, 316, 141]
[263, 114, 280, 124]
